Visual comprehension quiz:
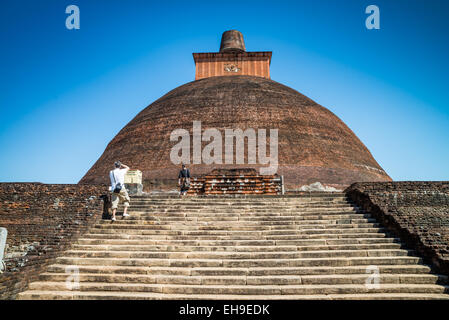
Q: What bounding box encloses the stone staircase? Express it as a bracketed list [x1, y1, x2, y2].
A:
[18, 193, 449, 300]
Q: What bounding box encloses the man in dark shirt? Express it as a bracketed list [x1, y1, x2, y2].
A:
[178, 164, 191, 196]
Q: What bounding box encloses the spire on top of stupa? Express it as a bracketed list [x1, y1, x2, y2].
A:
[219, 30, 246, 53]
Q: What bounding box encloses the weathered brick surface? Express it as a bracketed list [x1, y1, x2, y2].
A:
[345, 182, 449, 275]
[0, 183, 107, 299]
[79, 75, 391, 189]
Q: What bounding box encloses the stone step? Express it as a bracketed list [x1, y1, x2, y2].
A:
[71, 243, 402, 252]
[87, 227, 386, 236]
[134, 193, 346, 197]
[76, 238, 400, 246]
[128, 208, 361, 214]
[45, 264, 434, 276]
[120, 217, 373, 225]
[24, 281, 449, 295]
[38, 273, 446, 286]
[54, 256, 424, 268]
[93, 223, 381, 231]
[138, 195, 348, 199]
[122, 214, 374, 222]
[128, 203, 353, 208]
[131, 196, 347, 201]
[129, 202, 358, 207]
[126, 211, 364, 218]
[131, 195, 348, 203]
[97, 220, 379, 227]
[129, 204, 354, 209]
[263, 234, 388, 241]
[77, 233, 390, 241]
[84, 232, 390, 239]
[17, 290, 449, 300]
[63, 248, 412, 260]
[79, 232, 391, 241]
[129, 205, 357, 211]
[135, 202, 355, 205]
[129, 200, 352, 205]
[100, 217, 377, 224]
[130, 196, 347, 201]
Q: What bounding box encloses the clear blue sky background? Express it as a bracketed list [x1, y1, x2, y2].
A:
[0, 0, 448, 183]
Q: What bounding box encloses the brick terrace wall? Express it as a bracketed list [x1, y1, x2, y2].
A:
[345, 182, 449, 276]
[0, 183, 108, 299]
[186, 169, 283, 195]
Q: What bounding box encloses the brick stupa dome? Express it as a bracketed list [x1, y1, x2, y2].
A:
[80, 31, 391, 189]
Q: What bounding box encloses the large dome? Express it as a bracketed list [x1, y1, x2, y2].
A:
[80, 75, 391, 189]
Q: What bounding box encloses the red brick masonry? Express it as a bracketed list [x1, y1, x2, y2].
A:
[188, 168, 282, 195]
[80, 76, 391, 189]
[0, 183, 107, 299]
[346, 181, 449, 276]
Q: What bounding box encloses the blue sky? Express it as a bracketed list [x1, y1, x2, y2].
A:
[0, 0, 448, 183]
